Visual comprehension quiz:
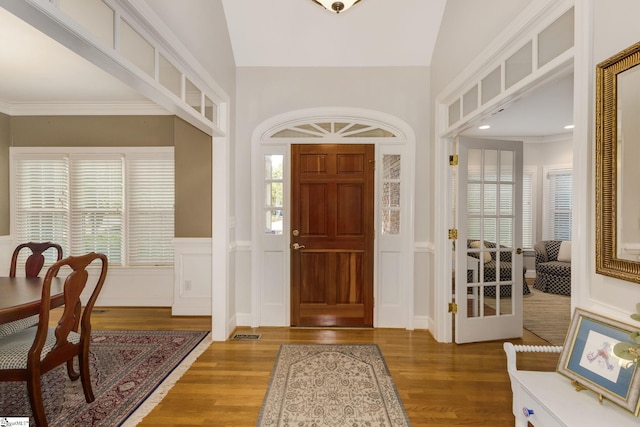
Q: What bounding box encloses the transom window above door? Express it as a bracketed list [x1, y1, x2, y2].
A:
[267, 121, 398, 139]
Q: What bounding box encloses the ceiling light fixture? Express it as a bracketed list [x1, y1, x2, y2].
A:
[564, 124, 574, 129]
[479, 125, 491, 130]
[312, 0, 361, 14]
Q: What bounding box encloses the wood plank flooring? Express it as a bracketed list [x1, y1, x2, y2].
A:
[85, 307, 560, 426]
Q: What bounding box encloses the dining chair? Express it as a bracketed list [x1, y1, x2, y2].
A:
[0, 252, 108, 427]
[9, 241, 64, 278]
[0, 242, 65, 338]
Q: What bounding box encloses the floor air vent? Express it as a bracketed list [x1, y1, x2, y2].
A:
[232, 333, 261, 340]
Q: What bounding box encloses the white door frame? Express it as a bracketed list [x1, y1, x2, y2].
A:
[433, 0, 577, 342]
[250, 107, 416, 329]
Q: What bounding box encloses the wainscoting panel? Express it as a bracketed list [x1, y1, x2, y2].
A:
[172, 238, 212, 315]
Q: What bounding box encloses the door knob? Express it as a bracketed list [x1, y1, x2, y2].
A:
[516, 248, 523, 254]
[292, 243, 306, 250]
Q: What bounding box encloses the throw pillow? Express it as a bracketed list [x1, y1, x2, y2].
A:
[557, 241, 571, 262]
[469, 240, 491, 263]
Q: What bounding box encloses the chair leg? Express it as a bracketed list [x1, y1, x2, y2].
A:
[79, 349, 95, 402]
[66, 358, 80, 381]
[27, 374, 48, 427]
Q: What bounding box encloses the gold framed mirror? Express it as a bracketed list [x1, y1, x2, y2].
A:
[596, 41, 640, 283]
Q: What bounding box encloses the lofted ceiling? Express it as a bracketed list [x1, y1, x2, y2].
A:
[0, 1, 573, 138]
[220, 0, 447, 67]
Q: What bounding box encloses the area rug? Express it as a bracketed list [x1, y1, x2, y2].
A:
[257, 344, 411, 427]
[523, 287, 571, 346]
[0, 330, 210, 426]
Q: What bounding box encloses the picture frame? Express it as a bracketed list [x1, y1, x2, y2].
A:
[557, 308, 640, 415]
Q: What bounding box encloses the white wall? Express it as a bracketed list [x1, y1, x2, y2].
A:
[586, 0, 640, 318]
[524, 136, 573, 245]
[235, 66, 430, 317]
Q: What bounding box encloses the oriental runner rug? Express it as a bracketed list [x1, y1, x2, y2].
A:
[257, 344, 411, 426]
[0, 330, 210, 426]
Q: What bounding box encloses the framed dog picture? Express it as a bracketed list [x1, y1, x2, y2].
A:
[557, 308, 640, 415]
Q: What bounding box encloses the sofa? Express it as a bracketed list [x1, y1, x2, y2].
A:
[533, 240, 571, 296]
[466, 239, 530, 298]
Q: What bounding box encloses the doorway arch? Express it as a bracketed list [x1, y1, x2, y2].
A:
[250, 107, 416, 329]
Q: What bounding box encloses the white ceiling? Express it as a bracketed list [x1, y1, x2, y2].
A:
[0, 7, 148, 108]
[221, 0, 447, 67]
[0, 1, 573, 138]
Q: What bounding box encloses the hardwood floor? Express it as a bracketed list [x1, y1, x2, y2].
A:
[85, 307, 559, 426]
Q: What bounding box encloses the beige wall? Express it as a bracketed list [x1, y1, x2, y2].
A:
[10, 115, 174, 146]
[2, 115, 211, 238]
[0, 113, 9, 235]
[174, 116, 212, 237]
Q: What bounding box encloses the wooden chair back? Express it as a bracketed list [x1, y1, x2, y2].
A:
[0, 252, 108, 427]
[9, 242, 64, 277]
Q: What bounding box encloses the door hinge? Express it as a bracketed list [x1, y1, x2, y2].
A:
[448, 302, 458, 314]
[449, 154, 458, 166]
[448, 228, 458, 239]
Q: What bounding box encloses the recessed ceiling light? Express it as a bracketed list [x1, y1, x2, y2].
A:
[564, 124, 574, 129]
[478, 125, 491, 130]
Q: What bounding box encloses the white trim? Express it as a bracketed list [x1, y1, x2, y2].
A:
[212, 135, 233, 341]
[251, 107, 416, 330]
[0, 0, 227, 136]
[570, 0, 592, 314]
[433, 0, 576, 343]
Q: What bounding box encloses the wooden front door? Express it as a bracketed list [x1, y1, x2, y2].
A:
[290, 144, 375, 327]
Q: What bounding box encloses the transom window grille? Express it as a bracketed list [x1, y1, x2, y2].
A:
[268, 121, 397, 139]
[12, 148, 174, 267]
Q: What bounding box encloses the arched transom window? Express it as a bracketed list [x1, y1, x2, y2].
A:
[265, 120, 400, 139]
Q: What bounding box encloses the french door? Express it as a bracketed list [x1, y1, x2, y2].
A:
[455, 137, 524, 343]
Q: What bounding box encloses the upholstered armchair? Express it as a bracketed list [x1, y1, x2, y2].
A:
[466, 240, 530, 297]
[533, 240, 571, 296]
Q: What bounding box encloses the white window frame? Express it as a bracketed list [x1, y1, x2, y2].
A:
[522, 166, 537, 250]
[542, 164, 572, 241]
[10, 146, 174, 268]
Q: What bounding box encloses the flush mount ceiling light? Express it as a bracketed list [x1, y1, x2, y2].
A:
[312, 0, 361, 14]
[478, 125, 491, 130]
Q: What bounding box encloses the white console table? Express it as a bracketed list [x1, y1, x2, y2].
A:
[504, 342, 639, 426]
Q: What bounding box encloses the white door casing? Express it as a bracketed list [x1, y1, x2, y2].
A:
[250, 107, 416, 329]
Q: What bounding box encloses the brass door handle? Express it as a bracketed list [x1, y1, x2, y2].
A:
[516, 248, 523, 254]
[292, 243, 306, 250]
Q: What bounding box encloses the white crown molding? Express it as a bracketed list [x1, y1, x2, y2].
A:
[4, 101, 170, 116]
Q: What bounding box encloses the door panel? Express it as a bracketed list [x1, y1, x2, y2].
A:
[455, 137, 523, 343]
[291, 144, 374, 327]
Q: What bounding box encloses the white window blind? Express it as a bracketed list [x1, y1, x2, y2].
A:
[522, 167, 535, 250]
[127, 156, 175, 265]
[543, 167, 572, 240]
[71, 156, 123, 264]
[14, 157, 70, 264]
[12, 148, 174, 267]
[466, 165, 534, 249]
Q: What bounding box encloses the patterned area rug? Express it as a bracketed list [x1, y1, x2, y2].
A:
[257, 344, 411, 426]
[0, 330, 209, 426]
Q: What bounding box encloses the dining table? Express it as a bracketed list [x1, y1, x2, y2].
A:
[0, 276, 65, 324]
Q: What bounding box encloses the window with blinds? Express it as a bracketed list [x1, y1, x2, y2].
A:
[522, 167, 535, 250]
[543, 166, 572, 240]
[12, 148, 174, 267]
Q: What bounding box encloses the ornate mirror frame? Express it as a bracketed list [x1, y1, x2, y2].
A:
[596, 41, 640, 283]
